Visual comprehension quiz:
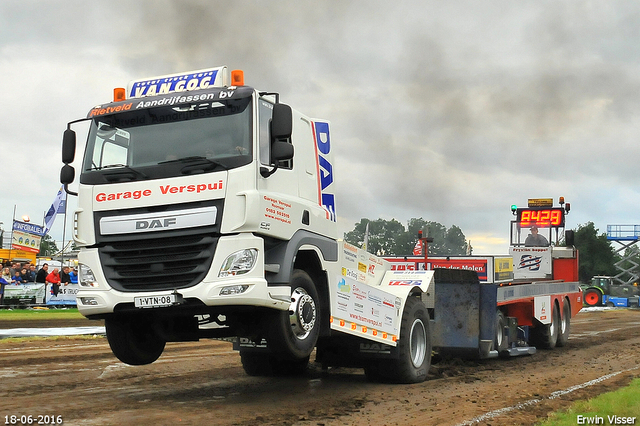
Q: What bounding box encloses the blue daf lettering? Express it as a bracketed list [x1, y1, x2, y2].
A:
[314, 121, 336, 222]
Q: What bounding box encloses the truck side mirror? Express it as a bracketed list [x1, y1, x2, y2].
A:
[60, 164, 75, 185]
[62, 129, 76, 164]
[271, 140, 294, 162]
[271, 104, 292, 141]
[60, 164, 78, 196]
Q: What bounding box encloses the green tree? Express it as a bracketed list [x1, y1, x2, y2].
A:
[38, 234, 59, 256]
[573, 222, 617, 283]
[344, 217, 468, 257]
[344, 218, 407, 256]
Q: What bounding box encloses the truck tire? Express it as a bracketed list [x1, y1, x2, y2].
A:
[583, 288, 602, 306]
[367, 297, 431, 384]
[530, 302, 560, 349]
[494, 310, 509, 353]
[105, 316, 165, 365]
[268, 269, 321, 360]
[240, 351, 309, 376]
[556, 299, 571, 347]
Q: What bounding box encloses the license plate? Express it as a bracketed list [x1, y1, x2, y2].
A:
[134, 294, 176, 308]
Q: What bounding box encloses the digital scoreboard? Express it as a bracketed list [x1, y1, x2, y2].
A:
[516, 207, 565, 228]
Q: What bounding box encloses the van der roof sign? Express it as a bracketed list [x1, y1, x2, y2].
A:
[126, 66, 229, 99]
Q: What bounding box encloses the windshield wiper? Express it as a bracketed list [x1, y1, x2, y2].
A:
[158, 156, 227, 174]
[95, 164, 149, 181]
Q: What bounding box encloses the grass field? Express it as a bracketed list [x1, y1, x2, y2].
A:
[538, 378, 640, 425]
[0, 307, 83, 321]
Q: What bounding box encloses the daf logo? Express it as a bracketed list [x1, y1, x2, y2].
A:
[136, 218, 177, 230]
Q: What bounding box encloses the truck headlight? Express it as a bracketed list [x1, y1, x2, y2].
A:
[219, 249, 258, 277]
[78, 263, 100, 288]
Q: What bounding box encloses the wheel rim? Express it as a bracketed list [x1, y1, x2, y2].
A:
[289, 287, 317, 340]
[409, 319, 427, 368]
[561, 309, 568, 334]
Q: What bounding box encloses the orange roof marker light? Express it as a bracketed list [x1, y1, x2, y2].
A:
[231, 69, 244, 86]
[113, 87, 126, 102]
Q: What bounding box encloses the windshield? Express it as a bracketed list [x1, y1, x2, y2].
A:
[80, 96, 252, 183]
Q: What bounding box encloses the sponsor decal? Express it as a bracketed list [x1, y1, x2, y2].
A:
[519, 255, 542, 271]
[263, 195, 292, 225]
[313, 121, 336, 222]
[368, 291, 382, 306]
[352, 283, 367, 300]
[342, 268, 359, 281]
[337, 278, 351, 293]
[388, 280, 423, 286]
[129, 69, 220, 98]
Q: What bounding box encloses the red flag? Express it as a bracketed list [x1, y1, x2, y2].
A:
[413, 239, 423, 256]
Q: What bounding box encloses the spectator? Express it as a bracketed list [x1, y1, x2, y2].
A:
[1, 267, 11, 283]
[69, 267, 78, 284]
[9, 262, 22, 276]
[35, 263, 48, 283]
[25, 265, 37, 282]
[60, 266, 71, 286]
[11, 270, 25, 284]
[46, 268, 61, 297]
[20, 268, 30, 283]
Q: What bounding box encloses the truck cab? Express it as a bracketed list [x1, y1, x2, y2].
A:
[61, 67, 340, 367]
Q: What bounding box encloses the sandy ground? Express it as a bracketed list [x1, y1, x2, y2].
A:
[1, 308, 639, 425]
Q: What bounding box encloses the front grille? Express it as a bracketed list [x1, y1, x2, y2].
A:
[98, 233, 218, 292]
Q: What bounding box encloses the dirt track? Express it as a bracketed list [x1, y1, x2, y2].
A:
[2, 308, 640, 426]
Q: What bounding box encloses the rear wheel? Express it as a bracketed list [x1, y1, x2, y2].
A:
[584, 289, 602, 306]
[105, 316, 166, 365]
[367, 297, 431, 384]
[557, 299, 571, 347]
[530, 302, 560, 349]
[268, 269, 321, 360]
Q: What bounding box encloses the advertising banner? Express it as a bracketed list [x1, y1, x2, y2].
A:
[384, 256, 499, 283]
[46, 283, 79, 305]
[11, 220, 44, 253]
[2, 284, 46, 304]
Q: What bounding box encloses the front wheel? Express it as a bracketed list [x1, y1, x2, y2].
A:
[268, 269, 321, 360]
[105, 316, 166, 365]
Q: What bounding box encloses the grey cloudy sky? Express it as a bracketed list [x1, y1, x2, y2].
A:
[1, 1, 639, 254]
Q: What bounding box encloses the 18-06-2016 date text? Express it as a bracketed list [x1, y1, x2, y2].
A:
[4, 415, 63, 425]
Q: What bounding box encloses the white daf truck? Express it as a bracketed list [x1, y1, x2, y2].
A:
[60, 67, 433, 383]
